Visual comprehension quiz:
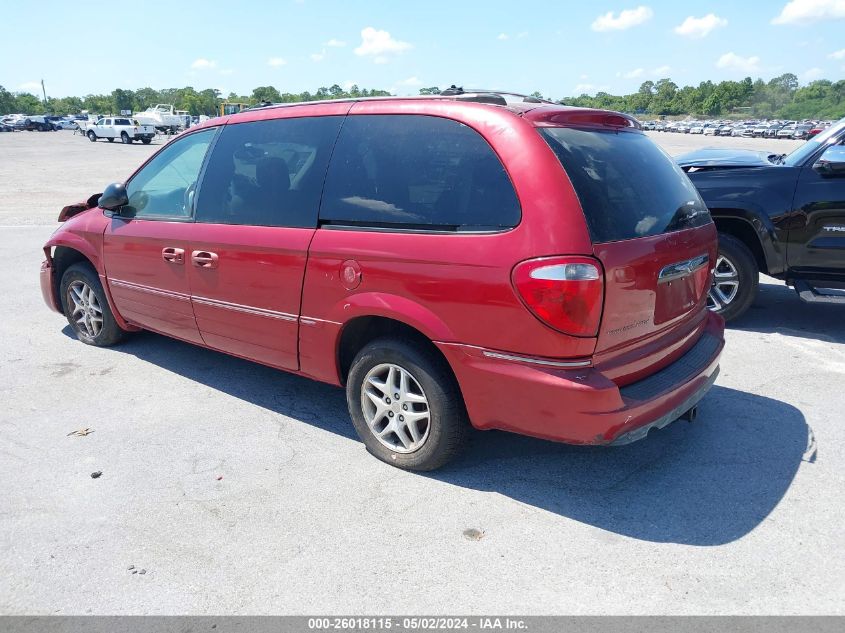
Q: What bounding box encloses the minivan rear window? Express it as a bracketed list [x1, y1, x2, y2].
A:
[539, 127, 711, 243]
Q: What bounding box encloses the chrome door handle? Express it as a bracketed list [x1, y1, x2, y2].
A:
[191, 250, 219, 269]
[162, 247, 184, 264]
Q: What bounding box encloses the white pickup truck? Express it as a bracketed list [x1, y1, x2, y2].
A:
[86, 117, 156, 144]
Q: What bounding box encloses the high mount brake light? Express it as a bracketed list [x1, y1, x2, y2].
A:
[512, 257, 604, 337]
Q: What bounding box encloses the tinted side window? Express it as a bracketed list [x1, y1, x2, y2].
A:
[125, 128, 216, 219]
[195, 116, 344, 228]
[320, 115, 520, 230]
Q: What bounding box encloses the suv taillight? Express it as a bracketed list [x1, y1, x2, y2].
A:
[512, 256, 604, 337]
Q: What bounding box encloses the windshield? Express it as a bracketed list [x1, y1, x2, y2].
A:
[540, 127, 711, 243]
[783, 117, 845, 167]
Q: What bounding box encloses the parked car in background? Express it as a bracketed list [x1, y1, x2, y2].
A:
[690, 123, 704, 134]
[22, 116, 58, 131]
[677, 117, 845, 321]
[753, 123, 770, 138]
[53, 119, 78, 130]
[39, 93, 724, 470]
[717, 124, 734, 137]
[85, 117, 156, 144]
[703, 124, 718, 136]
[808, 123, 829, 138]
[792, 124, 813, 140]
[763, 123, 783, 138]
[777, 124, 797, 139]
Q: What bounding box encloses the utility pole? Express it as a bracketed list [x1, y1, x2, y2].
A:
[41, 79, 47, 105]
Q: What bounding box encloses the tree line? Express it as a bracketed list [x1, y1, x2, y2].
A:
[1, 73, 843, 120]
[0, 84, 391, 117]
[556, 74, 844, 120]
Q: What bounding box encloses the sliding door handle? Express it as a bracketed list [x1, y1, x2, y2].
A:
[161, 247, 184, 264]
[191, 250, 219, 269]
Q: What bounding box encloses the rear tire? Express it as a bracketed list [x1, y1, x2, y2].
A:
[708, 233, 759, 322]
[120, 132, 131, 144]
[87, 130, 96, 142]
[141, 137, 152, 145]
[346, 337, 470, 471]
[107, 137, 114, 143]
[60, 263, 127, 347]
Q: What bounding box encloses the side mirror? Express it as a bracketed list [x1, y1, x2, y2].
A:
[813, 160, 845, 177]
[98, 182, 128, 211]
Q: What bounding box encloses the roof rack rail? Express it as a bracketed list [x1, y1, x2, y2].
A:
[439, 85, 556, 105]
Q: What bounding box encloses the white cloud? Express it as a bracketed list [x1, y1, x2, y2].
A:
[652, 65, 672, 75]
[716, 52, 761, 72]
[516, 31, 529, 38]
[310, 50, 326, 62]
[191, 58, 216, 70]
[622, 68, 644, 79]
[17, 81, 41, 92]
[267, 57, 287, 67]
[573, 83, 609, 94]
[801, 67, 824, 80]
[354, 27, 411, 62]
[772, 0, 845, 25]
[325, 38, 346, 47]
[829, 48, 845, 59]
[591, 6, 653, 31]
[497, 33, 509, 40]
[674, 14, 728, 38]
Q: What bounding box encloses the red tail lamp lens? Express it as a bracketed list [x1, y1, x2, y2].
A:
[512, 257, 604, 337]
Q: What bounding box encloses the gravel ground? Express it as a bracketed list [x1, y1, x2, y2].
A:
[0, 128, 842, 615]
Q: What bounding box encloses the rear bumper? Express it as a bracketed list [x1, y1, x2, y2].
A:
[437, 311, 724, 445]
[40, 259, 61, 313]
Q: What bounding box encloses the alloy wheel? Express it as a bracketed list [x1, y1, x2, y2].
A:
[67, 280, 103, 338]
[361, 363, 431, 453]
[707, 255, 740, 311]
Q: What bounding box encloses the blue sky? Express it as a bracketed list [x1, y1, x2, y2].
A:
[3, 0, 844, 99]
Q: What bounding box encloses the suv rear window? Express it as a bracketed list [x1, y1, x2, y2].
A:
[320, 115, 520, 231]
[539, 127, 710, 243]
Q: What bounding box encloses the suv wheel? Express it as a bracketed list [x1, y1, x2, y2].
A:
[60, 263, 127, 347]
[120, 132, 131, 144]
[87, 130, 96, 142]
[346, 338, 470, 471]
[708, 233, 759, 321]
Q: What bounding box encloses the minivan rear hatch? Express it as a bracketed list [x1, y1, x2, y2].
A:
[538, 122, 716, 369]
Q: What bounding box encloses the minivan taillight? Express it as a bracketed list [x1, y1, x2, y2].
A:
[512, 256, 604, 337]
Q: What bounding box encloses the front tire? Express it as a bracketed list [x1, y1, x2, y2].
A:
[107, 137, 114, 143]
[708, 233, 759, 322]
[87, 130, 96, 142]
[346, 338, 470, 471]
[60, 263, 127, 347]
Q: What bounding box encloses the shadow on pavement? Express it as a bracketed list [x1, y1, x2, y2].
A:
[73, 326, 809, 547]
[432, 385, 808, 546]
[732, 277, 845, 344]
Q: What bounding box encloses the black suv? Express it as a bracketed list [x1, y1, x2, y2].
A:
[677, 117, 845, 321]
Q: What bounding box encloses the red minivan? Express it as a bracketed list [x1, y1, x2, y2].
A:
[40, 92, 724, 470]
